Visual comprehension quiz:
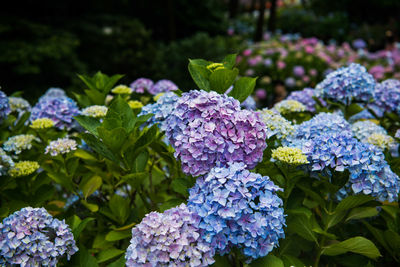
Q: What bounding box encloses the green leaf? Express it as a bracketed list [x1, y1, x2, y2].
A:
[109, 195, 130, 224]
[81, 200, 99, 212]
[97, 127, 127, 152]
[346, 207, 379, 221]
[121, 172, 147, 189]
[105, 229, 132, 242]
[80, 245, 99, 267]
[171, 178, 191, 197]
[322, 237, 381, 259]
[381, 205, 399, 219]
[107, 96, 136, 132]
[346, 103, 364, 118]
[81, 175, 102, 199]
[108, 256, 126, 267]
[209, 68, 239, 93]
[335, 195, 374, 212]
[363, 222, 392, 255]
[159, 199, 184, 212]
[286, 207, 312, 219]
[229, 76, 257, 102]
[73, 217, 95, 239]
[323, 210, 346, 229]
[222, 54, 237, 69]
[97, 248, 124, 263]
[188, 59, 211, 91]
[384, 230, 400, 253]
[281, 255, 305, 267]
[250, 254, 284, 267]
[81, 132, 119, 163]
[132, 151, 149, 173]
[287, 214, 318, 244]
[74, 149, 97, 161]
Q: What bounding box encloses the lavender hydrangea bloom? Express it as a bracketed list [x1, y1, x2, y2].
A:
[241, 96, 257, 110]
[165, 90, 267, 176]
[351, 120, 387, 141]
[30, 96, 80, 130]
[371, 79, 400, 115]
[292, 112, 351, 140]
[0, 207, 78, 266]
[293, 66, 305, 77]
[149, 80, 178, 95]
[0, 90, 11, 122]
[396, 129, 400, 139]
[0, 148, 14, 175]
[130, 78, 154, 94]
[39, 88, 66, 101]
[187, 163, 285, 261]
[316, 63, 376, 105]
[126, 203, 214, 266]
[138, 92, 179, 131]
[287, 88, 326, 112]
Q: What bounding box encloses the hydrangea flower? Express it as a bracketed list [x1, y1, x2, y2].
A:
[8, 161, 40, 177]
[81, 105, 108, 118]
[292, 112, 350, 140]
[8, 97, 31, 114]
[139, 92, 179, 131]
[0, 148, 14, 176]
[30, 118, 55, 129]
[126, 203, 214, 266]
[259, 109, 294, 139]
[293, 66, 305, 77]
[396, 129, 400, 139]
[271, 147, 309, 165]
[45, 138, 78, 156]
[39, 88, 66, 100]
[0, 90, 11, 122]
[372, 79, 400, 115]
[348, 109, 376, 123]
[274, 100, 306, 115]
[112, 85, 133, 94]
[3, 134, 38, 154]
[366, 133, 395, 150]
[148, 80, 178, 95]
[0, 207, 78, 266]
[130, 78, 154, 94]
[128, 100, 143, 109]
[315, 63, 375, 105]
[187, 163, 285, 261]
[287, 88, 325, 112]
[165, 90, 267, 176]
[30, 96, 80, 130]
[351, 120, 387, 141]
[241, 96, 257, 110]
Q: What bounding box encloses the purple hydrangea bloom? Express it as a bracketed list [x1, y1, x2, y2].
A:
[149, 80, 178, 95]
[396, 129, 400, 139]
[125, 203, 214, 266]
[0, 207, 78, 266]
[316, 63, 376, 105]
[39, 88, 67, 101]
[165, 90, 267, 176]
[352, 39, 367, 49]
[130, 78, 154, 94]
[30, 96, 80, 130]
[372, 79, 400, 115]
[285, 77, 296, 88]
[293, 66, 305, 77]
[0, 90, 11, 122]
[287, 88, 326, 112]
[187, 163, 285, 261]
[138, 92, 179, 131]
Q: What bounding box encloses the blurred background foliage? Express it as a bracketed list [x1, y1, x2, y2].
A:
[0, 0, 399, 99]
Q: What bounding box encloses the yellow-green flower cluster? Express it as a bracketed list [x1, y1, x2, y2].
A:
[111, 85, 133, 94]
[9, 161, 40, 177]
[274, 100, 306, 115]
[81, 105, 108, 118]
[128, 100, 143, 109]
[271, 146, 309, 165]
[3, 134, 38, 154]
[366, 133, 395, 150]
[30, 118, 55, 129]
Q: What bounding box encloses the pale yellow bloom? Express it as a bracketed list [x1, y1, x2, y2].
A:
[272, 147, 309, 165]
[366, 133, 395, 150]
[9, 161, 40, 177]
[30, 118, 55, 129]
[112, 85, 133, 94]
[128, 100, 143, 109]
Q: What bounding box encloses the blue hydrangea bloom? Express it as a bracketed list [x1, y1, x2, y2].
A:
[187, 163, 285, 261]
[351, 120, 387, 141]
[126, 204, 214, 266]
[138, 92, 179, 131]
[0, 207, 78, 266]
[39, 88, 67, 101]
[287, 88, 326, 112]
[348, 109, 375, 123]
[0, 148, 14, 176]
[241, 96, 257, 110]
[369, 79, 400, 116]
[165, 90, 267, 176]
[316, 63, 376, 105]
[30, 95, 80, 130]
[0, 90, 11, 122]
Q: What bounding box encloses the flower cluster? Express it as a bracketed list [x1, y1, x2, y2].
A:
[8, 97, 31, 114]
[165, 90, 267, 176]
[366, 133, 395, 150]
[241, 96, 257, 110]
[187, 163, 285, 260]
[148, 79, 178, 95]
[315, 63, 375, 104]
[40, 88, 66, 100]
[3, 134, 38, 154]
[271, 146, 309, 165]
[126, 203, 214, 266]
[130, 78, 154, 93]
[128, 100, 143, 109]
[351, 120, 387, 141]
[372, 79, 400, 116]
[287, 88, 325, 112]
[112, 85, 133, 94]
[139, 92, 179, 131]
[30, 95, 80, 130]
[81, 105, 108, 118]
[30, 118, 55, 129]
[0, 148, 14, 175]
[0, 90, 10, 122]
[259, 109, 294, 139]
[0, 207, 78, 266]
[45, 138, 78, 156]
[9, 161, 40, 177]
[273, 99, 306, 114]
